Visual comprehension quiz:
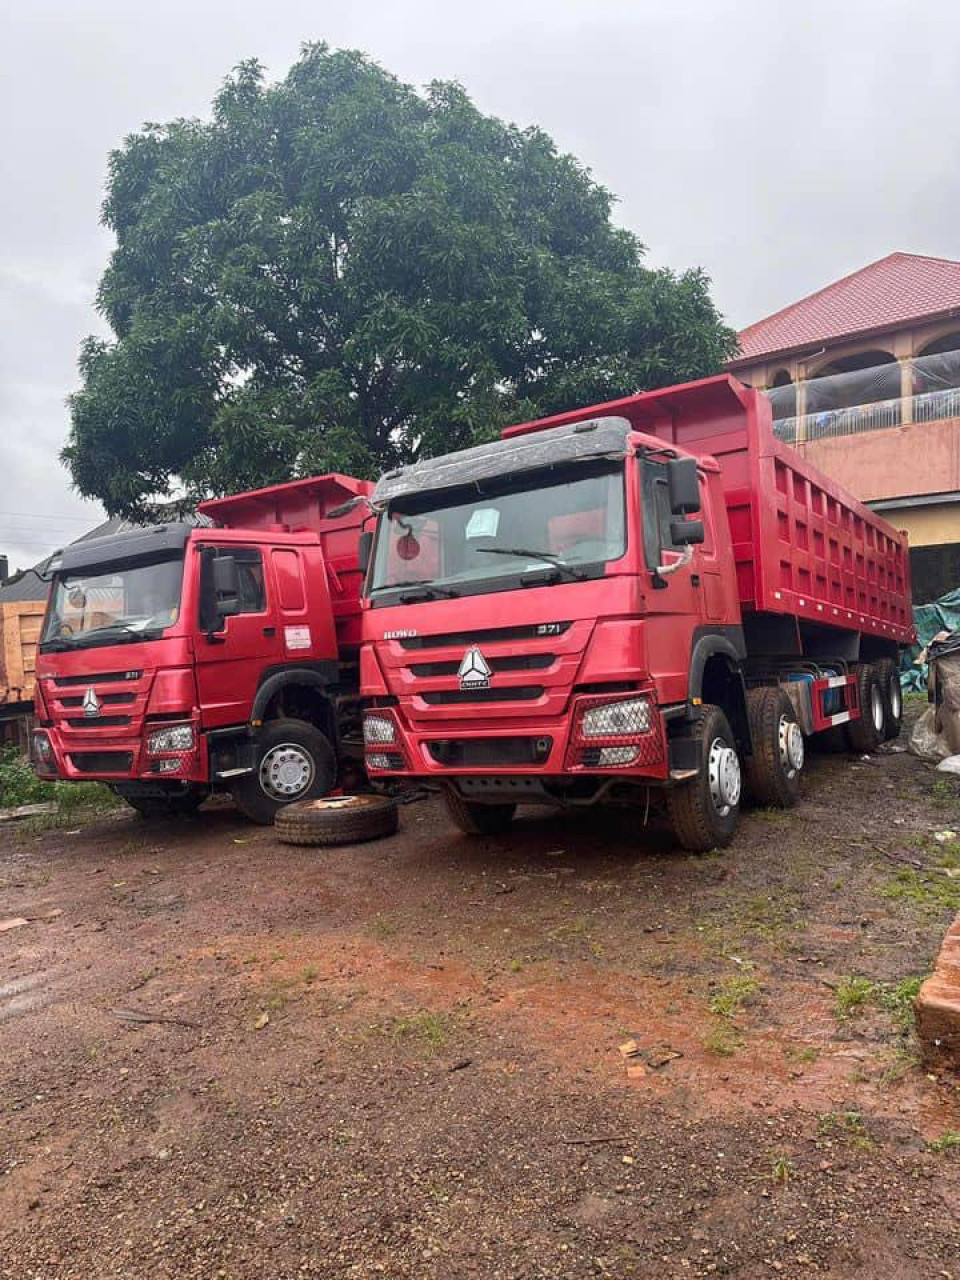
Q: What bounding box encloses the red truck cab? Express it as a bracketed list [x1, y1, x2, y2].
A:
[32, 474, 371, 822]
[359, 376, 914, 850]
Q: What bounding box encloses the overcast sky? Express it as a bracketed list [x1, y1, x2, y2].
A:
[2, 0, 959, 572]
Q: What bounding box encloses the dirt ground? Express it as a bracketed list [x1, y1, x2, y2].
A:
[2, 720, 960, 1279]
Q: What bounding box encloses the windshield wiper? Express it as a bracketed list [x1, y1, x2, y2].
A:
[475, 547, 588, 581]
[394, 580, 461, 603]
[73, 622, 158, 646]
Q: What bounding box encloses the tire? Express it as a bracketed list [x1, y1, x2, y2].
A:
[847, 664, 885, 753]
[443, 789, 516, 836]
[743, 686, 804, 808]
[666, 705, 742, 852]
[113, 786, 208, 820]
[231, 718, 336, 825]
[876, 657, 903, 741]
[274, 794, 399, 846]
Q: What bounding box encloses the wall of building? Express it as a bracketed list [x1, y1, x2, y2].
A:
[796, 415, 960, 504]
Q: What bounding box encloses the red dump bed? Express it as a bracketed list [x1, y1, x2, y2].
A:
[198, 473, 374, 653]
[503, 376, 914, 646]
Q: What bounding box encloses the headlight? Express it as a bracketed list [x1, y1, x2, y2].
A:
[32, 731, 53, 762]
[580, 697, 651, 738]
[146, 724, 195, 754]
[363, 715, 396, 745]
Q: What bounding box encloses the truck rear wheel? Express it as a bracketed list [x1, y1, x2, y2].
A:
[444, 789, 516, 836]
[876, 658, 903, 741]
[666, 705, 742, 852]
[232, 718, 336, 824]
[743, 686, 803, 808]
[847, 664, 885, 753]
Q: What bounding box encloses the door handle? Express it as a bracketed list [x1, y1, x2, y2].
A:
[263, 626, 276, 637]
[690, 574, 701, 587]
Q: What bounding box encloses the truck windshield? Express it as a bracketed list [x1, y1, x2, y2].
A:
[369, 464, 626, 601]
[40, 555, 184, 651]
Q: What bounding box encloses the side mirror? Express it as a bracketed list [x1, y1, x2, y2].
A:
[670, 519, 705, 546]
[668, 457, 701, 514]
[212, 555, 240, 601]
[358, 530, 373, 574]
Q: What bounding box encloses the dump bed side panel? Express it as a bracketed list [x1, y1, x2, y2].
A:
[501, 375, 914, 645]
[198, 473, 374, 655]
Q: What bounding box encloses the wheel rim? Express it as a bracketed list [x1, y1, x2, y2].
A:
[259, 743, 316, 800]
[870, 683, 884, 732]
[779, 715, 804, 778]
[707, 737, 741, 816]
[889, 678, 902, 721]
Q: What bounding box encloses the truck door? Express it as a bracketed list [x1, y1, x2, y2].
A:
[194, 545, 280, 728]
[639, 459, 704, 705]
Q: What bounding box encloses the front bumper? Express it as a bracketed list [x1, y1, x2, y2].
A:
[32, 716, 208, 785]
[363, 690, 668, 783]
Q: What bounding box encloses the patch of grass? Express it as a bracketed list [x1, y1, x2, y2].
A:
[818, 1110, 873, 1148]
[930, 779, 959, 810]
[881, 865, 960, 915]
[703, 1021, 741, 1057]
[302, 965, 319, 985]
[877, 976, 924, 1033]
[508, 958, 523, 973]
[784, 1045, 820, 1065]
[833, 973, 925, 1033]
[927, 1131, 960, 1155]
[709, 974, 761, 1019]
[0, 746, 116, 828]
[770, 1154, 792, 1185]
[385, 1010, 450, 1053]
[371, 913, 397, 940]
[834, 976, 877, 1020]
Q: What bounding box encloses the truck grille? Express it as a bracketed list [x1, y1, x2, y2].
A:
[420, 686, 544, 705]
[399, 623, 570, 650]
[59, 692, 136, 708]
[428, 737, 552, 767]
[65, 715, 132, 729]
[69, 751, 133, 773]
[409, 653, 554, 678]
[52, 670, 142, 686]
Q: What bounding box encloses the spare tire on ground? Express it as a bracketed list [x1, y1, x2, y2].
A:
[274, 794, 399, 846]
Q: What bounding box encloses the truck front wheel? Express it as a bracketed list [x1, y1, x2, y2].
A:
[744, 686, 803, 808]
[232, 718, 336, 824]
[444, 789, 516, 836]
[666, 705, 742, 852]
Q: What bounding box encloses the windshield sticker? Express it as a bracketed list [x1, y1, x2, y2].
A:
[465, 508, 500, 540]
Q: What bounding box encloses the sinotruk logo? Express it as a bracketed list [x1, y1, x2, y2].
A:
[458, 646, 492, 691]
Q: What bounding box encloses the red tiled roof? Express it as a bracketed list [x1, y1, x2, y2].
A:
[730, 252, 960, 367]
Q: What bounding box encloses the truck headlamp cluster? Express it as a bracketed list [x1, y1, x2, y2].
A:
[580, 697, 651, 738]
[146, 724, 195, 755]
[566, 693, 662, 771]
[363, 715, 397, 745]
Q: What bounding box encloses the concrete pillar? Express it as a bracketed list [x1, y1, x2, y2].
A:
[795, 378, 807, 444]
[900, 357, 913, 425]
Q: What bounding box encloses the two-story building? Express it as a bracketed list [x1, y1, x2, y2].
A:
[728, 252, 960, 600]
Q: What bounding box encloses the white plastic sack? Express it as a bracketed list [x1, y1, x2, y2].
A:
[937, 754, 960, 775]
[909, 704, 952, 762]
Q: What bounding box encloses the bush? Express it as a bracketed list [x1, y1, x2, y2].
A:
[0, 745, 116, 821]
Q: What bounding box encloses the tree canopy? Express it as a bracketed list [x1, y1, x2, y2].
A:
[64, 44, 737, 517]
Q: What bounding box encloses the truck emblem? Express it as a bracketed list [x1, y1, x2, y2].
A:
[458, 646, 491, 691]
[82, 687, 101, 717]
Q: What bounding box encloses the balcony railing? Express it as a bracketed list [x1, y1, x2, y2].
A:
[774, 384, 960, 445]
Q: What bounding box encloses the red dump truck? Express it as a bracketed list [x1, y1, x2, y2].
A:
[31, 474, 371, 821]
[358, 375, 914, 850]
